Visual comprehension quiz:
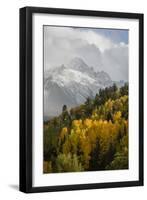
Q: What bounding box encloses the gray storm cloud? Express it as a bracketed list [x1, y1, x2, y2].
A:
[44, 26, 128, 81]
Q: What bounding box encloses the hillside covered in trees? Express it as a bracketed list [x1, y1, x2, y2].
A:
[43, 84, 128, 173]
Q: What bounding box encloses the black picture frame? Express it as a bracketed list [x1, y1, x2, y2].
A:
[19, 6, 144, 193]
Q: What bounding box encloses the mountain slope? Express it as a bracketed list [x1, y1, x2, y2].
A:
[44, 57, 113, 118]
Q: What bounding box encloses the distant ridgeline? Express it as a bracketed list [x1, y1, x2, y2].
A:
[43, 83, 128, 173]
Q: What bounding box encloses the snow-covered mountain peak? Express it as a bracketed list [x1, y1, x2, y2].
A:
[68, 57, 92, 73]
[44, 57, 113, 118]
[69, 57, 87, 67]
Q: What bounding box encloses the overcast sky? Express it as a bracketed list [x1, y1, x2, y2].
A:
[44, 26, 128, 81]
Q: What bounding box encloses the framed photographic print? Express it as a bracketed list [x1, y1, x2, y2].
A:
[19, 7, 144, 193]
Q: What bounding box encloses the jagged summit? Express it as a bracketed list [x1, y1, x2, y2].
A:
[68, 57, 95, 75]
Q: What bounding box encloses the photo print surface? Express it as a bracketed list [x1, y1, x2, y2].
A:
[43, 26, 129, 174]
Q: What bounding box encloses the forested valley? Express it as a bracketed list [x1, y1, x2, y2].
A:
[43, 84, 128, 173]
